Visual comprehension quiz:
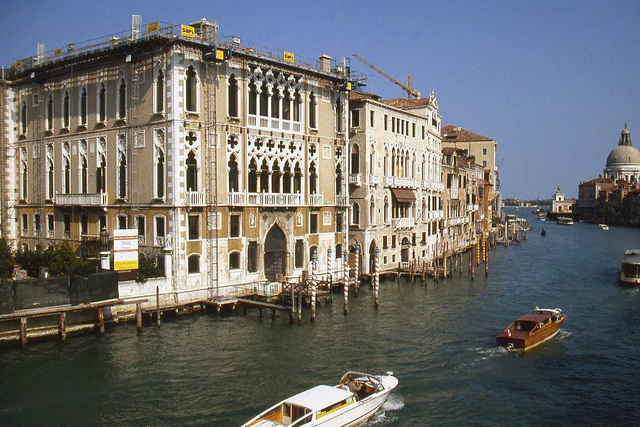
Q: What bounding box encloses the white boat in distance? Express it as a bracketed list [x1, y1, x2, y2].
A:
[242, 371, 398, 426]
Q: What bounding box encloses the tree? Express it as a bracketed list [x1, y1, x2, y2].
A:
[0, 238, 14, 279]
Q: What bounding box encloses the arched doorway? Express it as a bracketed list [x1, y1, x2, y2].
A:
[264, 225, 287, 281]
[401, 237, 410, 263]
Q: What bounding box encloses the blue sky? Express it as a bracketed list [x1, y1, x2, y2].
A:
[1, 0, 639, 200]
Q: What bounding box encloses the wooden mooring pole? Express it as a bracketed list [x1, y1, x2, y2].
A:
[136, 303, 142, 331]
[311, 255, 317, 322]
[156, 286, 161, 326]
[59, 313, 67, 343]
[343, 250, 349, 316]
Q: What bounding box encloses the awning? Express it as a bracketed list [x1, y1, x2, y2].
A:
[391, 188, 416, 203]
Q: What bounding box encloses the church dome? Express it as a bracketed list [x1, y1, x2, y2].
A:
[606, 124, 640, 167]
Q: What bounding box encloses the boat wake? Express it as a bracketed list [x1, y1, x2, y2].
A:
[555, 329, 572, 341]
[363, 394, 404, 425]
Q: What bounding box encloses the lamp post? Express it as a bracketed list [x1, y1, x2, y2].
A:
[100, 227, 110, 270]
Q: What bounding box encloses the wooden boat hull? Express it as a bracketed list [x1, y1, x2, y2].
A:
[496, 309, 567, 351]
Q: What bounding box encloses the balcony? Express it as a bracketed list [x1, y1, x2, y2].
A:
[228, 192, 303, 207]
[392, 217, 415, 229]
[55, 192, 107, 207]
[349, 174, 361, 187]
[384, 176, 418, 188]
[248, 114, 302, 133]
[368, 174, 381, 185]
[186, 191, 206, 207]
[309, 193, 324, 206]
[467, 204, 479, 212]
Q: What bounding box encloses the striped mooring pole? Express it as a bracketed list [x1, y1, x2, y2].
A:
[327, 247, 333, 300]
[374, 246, 380, 309]
[311, 252, 317, 322]
[354, 245, 360, 296]
[343, 250, 349, 315]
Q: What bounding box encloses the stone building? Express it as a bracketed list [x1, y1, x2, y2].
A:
[347, 91, 443, 274]
[1, 18, 350, 299]
[441, 124, 500, 229]
[604, 124, 640, 183]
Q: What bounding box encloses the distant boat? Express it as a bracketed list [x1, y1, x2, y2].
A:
[496, 307, 567, 351]
[541, 228, 546, 236]
[619, 250, 640, 286]
[599, 224, 609, 230]
[557, 217, 574, 225]
[242, 371, 398, 426]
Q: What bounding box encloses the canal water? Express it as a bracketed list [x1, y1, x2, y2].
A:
[2, 208, 640, 426]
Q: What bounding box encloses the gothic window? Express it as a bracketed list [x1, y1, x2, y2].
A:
[260, 159, 269, 193]
[155, 69, 164, 113]
[186, 66, 197, 112]
[351, 144, 360, 174]
[283, 88, 291, 120]
[352, 202, 360, 226]
[227, 154, 240, 191]
[117, 137, 127, 199]
[47, 158, 54, 199]
[97, 153, 106, 194]
[154, 130, 165, 199]
[271, 162, 281, 193]
[228, 74, 238, 117]
[308, 92, 317, 129]
[370, 200, 376, 224]
[20, 100, 27, 134]
[118, 79, 126, 119]
[271, 87, 280, 118]
[20, 155, 27, 200]
[294, 163, 302, 194]
[80, 154, 88, 193]
[309, 162, 317, 194]
[79, 87, 87, 125]
[384, 197, 389, 223]
[98, 83, 106, 122]
[63, 90, 70, 128]
[248, 79, 257, 115]
[336, 98, 343, 132]
[283, 162, 292, 193]
[293, 90, 301, 122]
[336, 165, 342, 195]
[46, 95, 53, 131]
[248, 158, 258, 193]
[186, 151, 198, 191]
[63, 157, 71, 194]
[259, 82, 268, 117]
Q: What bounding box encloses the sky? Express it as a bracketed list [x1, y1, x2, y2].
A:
[1, 0, 638, 200]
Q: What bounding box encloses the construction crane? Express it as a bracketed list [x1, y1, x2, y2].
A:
[352, 53, 420, 99]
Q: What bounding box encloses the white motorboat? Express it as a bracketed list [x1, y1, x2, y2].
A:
[599, 224, 609, 230]
[242, 371, 398, 426]
[620, 249, 640, 286]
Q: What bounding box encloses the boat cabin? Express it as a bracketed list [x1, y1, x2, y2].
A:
[511, 313, 557, 333]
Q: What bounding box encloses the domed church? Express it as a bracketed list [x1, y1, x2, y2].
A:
[604, 124, 640, 183]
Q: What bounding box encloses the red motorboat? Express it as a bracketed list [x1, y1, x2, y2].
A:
[496, 307, 567, 351]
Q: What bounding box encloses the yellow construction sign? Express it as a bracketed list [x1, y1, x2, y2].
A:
[283, 51, 294, 63]
[146, 21, 160, 34]
[181, 25, 196, 38]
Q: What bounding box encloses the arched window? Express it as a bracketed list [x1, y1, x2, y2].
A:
[248, 80, 257, 115]
[293, 90, 301, 122]
[260, 159, 269, 193]
[335, 165, 342, 195]
[352, 202, 360, 226]
[351, 144, 360, 174]
[118, 79, 126, 119]
[97, 153, 106, 194]
[155, 148, 165, 198]
[370, 200, 376, 225]
[271, 162, 281, 193]
[20, 158, 27, 200]
[335, 98, 343, 132]
[228, 154, 239, 192]
[271, 87, 280, 118]
[283, 89, 291, 120]
[309, 162, 317, 194]
[63, 156, 70, 194]
[63, 90, 70, 128]
[98, 83, 106, 122]
[46, 95, 54, 131]
[308, 92, 317, 129]
[259, 82, 268, 117]
[79, 87, 87, 125]
[118, 151, 127, 199]
[384, 149, 389, 176]
[248, 158, 258, 193]
[185, 66, 197, 112]
[186, 151, 198, 191]
[80, 154, 88, 194]
[384, 197, 389, 223]
[20, 101, 27, 134]
[283, 162, 292, 193]
[47, 158, 54, 199]
[188, 254, 200, 273]
[228, 74, 238, 117]
[155, 70, 164, 113]
[294, 162, 302, 194]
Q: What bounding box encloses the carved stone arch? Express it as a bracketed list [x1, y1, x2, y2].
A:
[264, 223, 288, 282]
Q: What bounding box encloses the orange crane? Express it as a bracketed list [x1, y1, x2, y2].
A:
[352, 53, 420, 99]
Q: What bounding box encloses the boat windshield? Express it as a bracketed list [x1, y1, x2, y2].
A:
[622, 262, 640, 278]
[514, 321, 537, 332]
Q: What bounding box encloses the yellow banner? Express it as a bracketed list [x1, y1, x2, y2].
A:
[53, 48, 63, 57]
[146, 21, 160, 34]
[283, 51, 294, 62]
[115, 259, 139, 271]
[181, 25, 196, 38]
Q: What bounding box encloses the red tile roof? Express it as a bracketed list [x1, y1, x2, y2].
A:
[349, 90, 381, 102]
[379, 97, 434, 109]
[441, 124, 493, 142]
